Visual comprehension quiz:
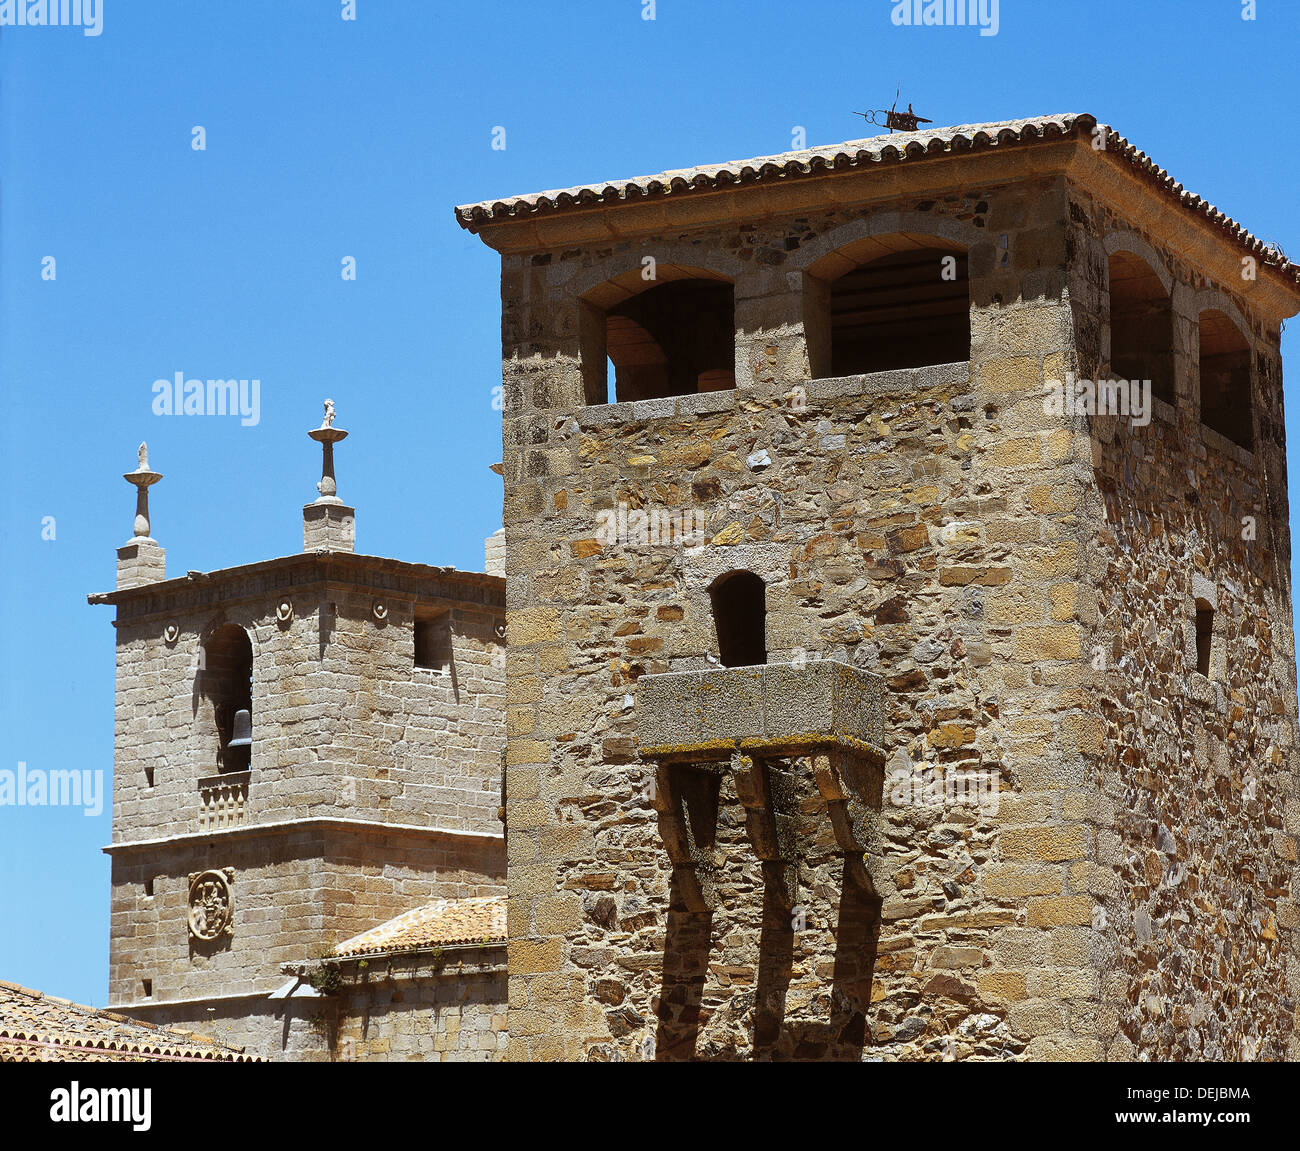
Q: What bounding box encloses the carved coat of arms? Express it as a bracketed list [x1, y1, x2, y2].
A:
[188, 868, 236, 941]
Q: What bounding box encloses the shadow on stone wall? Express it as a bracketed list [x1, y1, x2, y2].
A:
[656, 865, 880, 1061]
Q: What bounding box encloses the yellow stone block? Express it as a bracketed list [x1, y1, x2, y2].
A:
[1027, 896, 1093, 927]
[980, 355, 1041, 394]
[510, 938, 564, 975]
[977, 971, 1028, 1001]
[929, 724, 976, 748]
[990, 437, 1041, 468]
[507, 739, 551, 766]
[508, 607, 559, 645]
[506, 707, 536, 736]
[1000, 825, 1089, 862]
[1014, 625, 1081, 661]
[983, 865, 1062, 898]
[1048, 583, 1077, 621]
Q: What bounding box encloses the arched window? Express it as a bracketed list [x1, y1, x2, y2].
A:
[709, 571, 766, 668]
[1108, 250, 1174, 404]
[1198, 309, 1253, 449]
[811, 245, 969, 378]
[201, 625, 252, 773]
[582, 276, 735, 404]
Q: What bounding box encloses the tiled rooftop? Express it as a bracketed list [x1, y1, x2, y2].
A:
[0, 980, 260, 1062]
[455, 113, 1298, 285]
[332, 896, 507, 958]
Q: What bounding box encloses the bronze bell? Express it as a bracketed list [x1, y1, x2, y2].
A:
[227, 708, 253, 749]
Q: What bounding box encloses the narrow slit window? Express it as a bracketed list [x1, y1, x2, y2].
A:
[1195, 601, 1214, 678]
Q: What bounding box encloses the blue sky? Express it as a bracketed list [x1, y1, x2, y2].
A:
[1, 0, 1296, 1006]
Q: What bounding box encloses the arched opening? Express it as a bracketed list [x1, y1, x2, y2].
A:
[810, 244, 969, 378]
[1194, 599, 1214, 678]
[1108, 250, 1174, 404]
[1198, 309, 1253, 449]
[709, 571, 766, 668]
[582, 276, 735, 405]
[201, 624, 252, 773]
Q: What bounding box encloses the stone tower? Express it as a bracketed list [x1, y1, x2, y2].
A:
[90, 409, 506, 1058]
[459, 114, 1300, 1060]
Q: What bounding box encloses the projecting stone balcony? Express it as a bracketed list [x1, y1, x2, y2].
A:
[637, 660, 886, 762]
[636, 661, 887, 911]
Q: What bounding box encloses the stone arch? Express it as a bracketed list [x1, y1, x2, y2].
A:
[576, 258, 740, 405]
[198, 622, 254, 774]
[1189, 287, 1252, 348]
[790, 212, 983, 277]
[1196, 301, 1254, 450]
[1102, 232, 1174, 296]
[708, 570, 767, 668]
[796, 219, 973, 380]
[1104, 232, 1175, 404]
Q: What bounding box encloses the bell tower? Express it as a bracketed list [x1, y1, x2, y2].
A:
[91, 406, 507, 1059]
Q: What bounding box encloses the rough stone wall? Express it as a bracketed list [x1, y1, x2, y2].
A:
[498, 169, 1107, 1060]
[1066, 189, 1300, 1060]
[108, 825, 504, 1014]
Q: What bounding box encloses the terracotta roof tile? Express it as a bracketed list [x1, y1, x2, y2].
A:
[333, 896, 507, 958]
[0, 980, 260, 1062]
[454, 113, 1299, 287]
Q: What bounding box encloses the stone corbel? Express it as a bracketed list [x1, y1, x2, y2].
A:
[651, 762, 722, 913]
[731, 752, 799, 910]
[812, 750, 881, 897]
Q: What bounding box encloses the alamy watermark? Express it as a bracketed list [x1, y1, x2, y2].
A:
[50, 1083, 150, 1132]
[0, 0, 103, 35]
[1, 763, 104, 817]
[890, 0, 999, 37]
[1043, 373, 1151, 428]
[596, 503, 707, 548]
[888, 762, 1000, 814]
[152, 372, 261, 426]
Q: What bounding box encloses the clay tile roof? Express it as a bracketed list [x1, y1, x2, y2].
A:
[0, 979, 260, 1062]
[332, 896, 507, 958]
[454, 113, 1299, 287]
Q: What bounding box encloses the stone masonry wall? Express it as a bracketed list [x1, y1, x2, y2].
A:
[1066, 188, 1300, 1060]
[107, 566, 505, 843]
[136, 947, 510, 1063]
[499, 162, 1109, 1060]
[103, 561, 508, 1024]
[330, 948, 507, 1062]
[108, 825, 504, 1016]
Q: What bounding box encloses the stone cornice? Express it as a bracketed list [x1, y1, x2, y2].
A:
[103, 816, 506, 855]
[88, 551, 505, 623]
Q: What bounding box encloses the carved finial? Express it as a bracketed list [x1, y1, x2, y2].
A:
[123, 442, 163, 539]
[307, 401, 348, 501]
